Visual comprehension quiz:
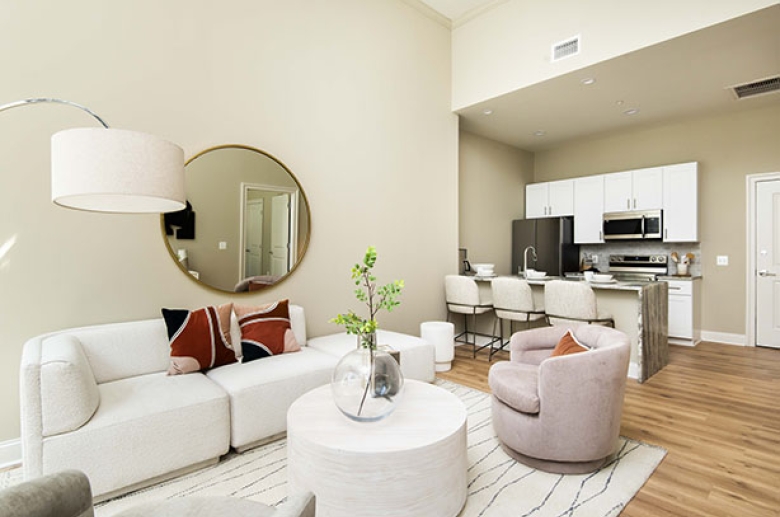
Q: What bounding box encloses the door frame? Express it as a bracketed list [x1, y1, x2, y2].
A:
[745, 171, 780, 347]
[238, 182, 300, 283]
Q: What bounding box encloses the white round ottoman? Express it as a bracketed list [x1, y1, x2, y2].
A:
[420, 321, 454, 372]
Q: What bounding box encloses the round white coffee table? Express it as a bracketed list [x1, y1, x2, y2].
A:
[287, 380, 467, 517]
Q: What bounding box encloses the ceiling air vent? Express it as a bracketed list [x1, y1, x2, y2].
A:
[730, 76, 780, 100]
[551, 35, 580, 62]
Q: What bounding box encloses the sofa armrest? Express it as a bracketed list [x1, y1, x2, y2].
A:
[38, 335, 100, 437]
[509, 326, 568, 365]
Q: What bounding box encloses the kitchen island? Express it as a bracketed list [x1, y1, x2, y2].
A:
[473, 275, 668, 382]
[527, 278, 668, 382]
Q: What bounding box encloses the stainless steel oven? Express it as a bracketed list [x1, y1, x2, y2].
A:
[602, 210, 662, 240]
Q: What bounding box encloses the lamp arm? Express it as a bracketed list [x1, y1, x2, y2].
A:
[0, 98, 110, 128]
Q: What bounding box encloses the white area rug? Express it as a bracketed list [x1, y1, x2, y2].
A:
[1, 380, 666, 516]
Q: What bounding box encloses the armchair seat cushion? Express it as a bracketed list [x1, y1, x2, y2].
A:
[488, 362, 540, 414]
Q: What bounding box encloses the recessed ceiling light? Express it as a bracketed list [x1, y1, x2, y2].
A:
[623, 108, 640, 116]
[581, 78, 596, 85]
[616, 100, 624, 105]
[533, 130, 546, 137]
[482, 109, 493, 116]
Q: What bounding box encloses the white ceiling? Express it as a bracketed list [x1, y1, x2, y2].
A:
[420, 2, 780, 152]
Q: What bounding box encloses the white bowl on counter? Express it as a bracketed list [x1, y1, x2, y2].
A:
[591, 273, 614, 283]
[525, 269, 547, 279]
[472, 263, 495, 276]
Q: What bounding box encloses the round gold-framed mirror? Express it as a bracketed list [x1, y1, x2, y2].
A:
[162, 145, 310, 293]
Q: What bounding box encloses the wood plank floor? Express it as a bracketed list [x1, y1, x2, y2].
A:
[438, 341, 780, 517]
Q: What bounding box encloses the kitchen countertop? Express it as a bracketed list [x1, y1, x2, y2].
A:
[658, 275, 702, 281]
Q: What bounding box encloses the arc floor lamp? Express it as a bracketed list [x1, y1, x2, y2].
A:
[0, 98, 185, 214]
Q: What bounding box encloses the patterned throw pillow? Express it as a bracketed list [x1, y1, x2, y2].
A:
[162, 303, 237, 375]
[550, 329, 591, 357]
[235, 300, 301, 363]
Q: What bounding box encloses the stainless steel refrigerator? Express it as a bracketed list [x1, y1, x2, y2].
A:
[511, 217, 579, 276]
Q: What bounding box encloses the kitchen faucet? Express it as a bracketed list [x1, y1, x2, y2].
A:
[523, 246, 537, 278]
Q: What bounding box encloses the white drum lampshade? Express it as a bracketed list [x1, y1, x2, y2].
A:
[421, 321, 455, 372]
[51, 127, 186, 213]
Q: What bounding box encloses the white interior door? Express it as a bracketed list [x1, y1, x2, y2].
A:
[756, 180, 780, 348]
[270, 194, 291, 276]
[244, 199, 264, 278]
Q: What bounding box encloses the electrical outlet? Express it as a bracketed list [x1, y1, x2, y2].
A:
[716, 255, 728, 266]
[592, 254, 599, 263]
[219, 241, 227, 250]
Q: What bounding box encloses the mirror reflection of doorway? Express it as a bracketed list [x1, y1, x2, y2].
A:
[240, 183, 299, 281]
[245, 198, 264, 277]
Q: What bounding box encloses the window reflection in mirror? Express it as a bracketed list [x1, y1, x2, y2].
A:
[163, 145, 310, 293]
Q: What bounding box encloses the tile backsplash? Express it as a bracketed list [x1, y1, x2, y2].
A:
[580, 242, 702, 276]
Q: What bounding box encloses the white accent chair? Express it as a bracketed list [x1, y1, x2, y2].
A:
[490, 277, 546, 360]
[445, 275, 497, 358]
[543, 280, 614, 327]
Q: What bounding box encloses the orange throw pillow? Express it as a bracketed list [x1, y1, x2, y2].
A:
[235, 300, 301, 362]
[162, 303, 236, 375]
[550, 329, 591, 357]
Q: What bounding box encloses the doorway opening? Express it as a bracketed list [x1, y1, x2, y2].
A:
[239, 182, 300, 283]
[746, 171, 780, 348]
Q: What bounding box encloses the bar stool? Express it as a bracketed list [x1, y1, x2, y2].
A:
[543, 280, 615, 327]
[490, 277, 546, 360]
[444, 275, 498, 358]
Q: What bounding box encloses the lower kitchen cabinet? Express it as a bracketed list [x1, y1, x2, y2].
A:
[664, 278, 701, 345]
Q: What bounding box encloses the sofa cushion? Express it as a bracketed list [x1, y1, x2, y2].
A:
[39, 335, 100, 437]
[307, 330, 436, 383]
[235, 300, 300, 362]
[488, 361, 540, 414]
[206, 347, 338, 450]
[40, 372, 230, 498]
[162, 304, 236, 374]
[550, 329, 591, 357]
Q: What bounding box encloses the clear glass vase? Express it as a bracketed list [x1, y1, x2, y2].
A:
[330, 334, 404, 422]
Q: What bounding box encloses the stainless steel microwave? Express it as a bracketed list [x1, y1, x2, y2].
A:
[602, 210, 663, 240]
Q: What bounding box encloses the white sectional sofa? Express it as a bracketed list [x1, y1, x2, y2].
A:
[20, 305, 435, 500]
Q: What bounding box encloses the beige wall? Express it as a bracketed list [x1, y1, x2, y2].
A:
[459, 130, 534, 275]
[533, 103, 780, 336]
[0, 0, 458, 442]
[452, 0, 778, 109]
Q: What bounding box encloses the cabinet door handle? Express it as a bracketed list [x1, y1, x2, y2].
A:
[626, 198, 630, 210]
[758, 270, 777, 277]
[669, 286, 682, 290]
[664, 229, 668, 239]
[633, 198, 637, 209]
[599, 230, 603, 241]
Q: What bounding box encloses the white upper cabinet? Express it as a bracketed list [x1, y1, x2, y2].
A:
[603, 167, 663, 212]
[663, 162, 698, 242]
[525, 179, 574, 218]
[573, 175, 605, 244]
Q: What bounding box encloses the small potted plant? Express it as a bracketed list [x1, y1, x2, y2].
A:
[330, 246, 405, 421]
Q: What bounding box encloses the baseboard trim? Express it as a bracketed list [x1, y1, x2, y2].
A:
[700, 331, 747, 346]
[0, 439, 21, 470]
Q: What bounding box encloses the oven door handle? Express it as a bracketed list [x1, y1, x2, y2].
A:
[640, 215, 645, 237]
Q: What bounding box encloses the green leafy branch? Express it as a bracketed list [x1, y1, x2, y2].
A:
[330, 246, 404, 349]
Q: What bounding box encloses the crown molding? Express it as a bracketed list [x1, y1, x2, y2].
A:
[400, 0, 452, 29]
[451, 0, 510, 29]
